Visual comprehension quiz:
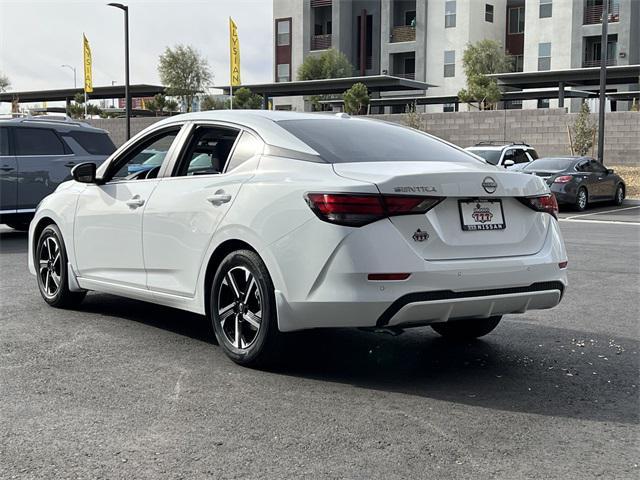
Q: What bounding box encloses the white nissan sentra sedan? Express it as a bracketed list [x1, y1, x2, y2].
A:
[28, 111, 568, 367]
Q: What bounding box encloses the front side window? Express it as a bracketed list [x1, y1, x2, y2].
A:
[276, 63, 290, 82]
[174, 126, 240, 177]
[110, 127, 181, 180]
[508, 6, 525, 34]
[538, 42, 552, 70]
[277, 118, 478, 164]
[540, 0, 552, 18]
[14, 127, 66, 156]
[445, 0, 456, 28]
[485, 4, 494, 22]
[276, 19, 290, 46]
[444, 50, 455, 77]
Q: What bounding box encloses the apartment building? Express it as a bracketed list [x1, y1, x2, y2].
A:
[272, 0, 639, 112]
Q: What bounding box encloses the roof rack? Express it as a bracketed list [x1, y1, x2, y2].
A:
[474, 140, 530, 147]
[10, 112, 87, 127]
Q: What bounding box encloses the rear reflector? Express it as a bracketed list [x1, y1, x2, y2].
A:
[368, 273, 411, 281]
[553, 175, 573, 184]
[517, 194, 558, 219]
[305, 193, 443, 227]
[558, 261, 568, 269]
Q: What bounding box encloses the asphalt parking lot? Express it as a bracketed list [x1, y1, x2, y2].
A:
[1, 205, 638, 479]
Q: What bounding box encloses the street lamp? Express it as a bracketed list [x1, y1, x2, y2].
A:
[108, 2, 131, 140]
[61, 64, 77, 89]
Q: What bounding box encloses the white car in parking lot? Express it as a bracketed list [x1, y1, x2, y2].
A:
[28, 111, 568, 366]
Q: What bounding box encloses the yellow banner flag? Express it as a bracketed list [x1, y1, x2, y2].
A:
[229, 17, 241, 87]
[83, 34, 93, 93]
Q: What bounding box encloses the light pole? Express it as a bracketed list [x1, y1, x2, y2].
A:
[111, 80, 117, 108]
[108, 2, 130, 140]
[61, 64, 77, 89]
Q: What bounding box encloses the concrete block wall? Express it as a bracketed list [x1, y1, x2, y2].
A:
[88, 109, 640, 165]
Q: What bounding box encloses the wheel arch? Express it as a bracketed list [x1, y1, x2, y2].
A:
[32, 216, 57, 261]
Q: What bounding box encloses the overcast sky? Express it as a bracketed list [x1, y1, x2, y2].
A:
[0, 0, 273, 110]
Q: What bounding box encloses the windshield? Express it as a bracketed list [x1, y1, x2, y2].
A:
[524, 158, 573, 171]
[467, 149, 502, 165]
[277, 118, 479, 164]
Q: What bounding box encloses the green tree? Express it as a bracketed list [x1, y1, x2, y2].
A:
[343, 82, 369, 115]
[458, 40, 513, 110]
[201, 94, 228, 111]
[165, 98, 179, 113]
[571, 101, 596, 156]
[0, 73, 10, 93]
[158, 45, 212, 112]
[298, 49, 354, 111]
[232, 87, 263, 109]
[67, 93, 102, 119]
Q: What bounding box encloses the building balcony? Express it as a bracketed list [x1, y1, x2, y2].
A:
[310, 0, 332, 7]
[390, 25, 416, 43]
[392, 72, 415, 80]
[583, 3, 620, 25]
[583, 58, 617, 67]
[311, 34, 332, 50]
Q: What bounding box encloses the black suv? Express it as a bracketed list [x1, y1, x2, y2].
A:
[0, 116, 115, 230]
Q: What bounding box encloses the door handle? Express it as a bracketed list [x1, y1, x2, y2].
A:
[64, 162, 76, 168]
[207, 191, 232, 206]
[125, 195, 145, 208]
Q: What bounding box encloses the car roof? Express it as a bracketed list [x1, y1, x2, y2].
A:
[533, 156, 591, 162]
[0, 116, 109, 134]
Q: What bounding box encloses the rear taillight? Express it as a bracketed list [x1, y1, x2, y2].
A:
[553, 175, 572, 184]
[305, 193, 443, 227]
[518, 194, 558, 219]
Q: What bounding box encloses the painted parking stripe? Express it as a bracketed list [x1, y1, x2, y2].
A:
[563, 205, 640, 220]
[560, 218, 640, 226]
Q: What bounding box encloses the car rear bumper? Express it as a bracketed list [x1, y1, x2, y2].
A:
[273, 217, 568, 332]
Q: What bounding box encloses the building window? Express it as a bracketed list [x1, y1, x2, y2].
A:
[511, 54, 524, 72]
[276, 63, 290, 82]
[445, 0, 456, 28]
[508, 6, 525, 34]
[276, 19, 290, 46]
[538, 99, 550, 108]
[538, 42, 551, 70]
[405, 10, 416, 26]
[443, 102, 458, 112]
[504, 100, 523, 110]
[444, 50, 455, 77]
[485, 4, 494, 22]
[540, 0, 552, 18]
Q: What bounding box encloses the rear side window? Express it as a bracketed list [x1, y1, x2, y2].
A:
[278, 119, 478, 164]
[226, 131, 261, 172]
[14, 127, 66, 156]
[65, 131, 116, 155]
[0, 127, 8, 155]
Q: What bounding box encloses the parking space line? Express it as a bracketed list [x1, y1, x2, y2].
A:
[563, 205, 640, 220]
[559, 218, 640, 226]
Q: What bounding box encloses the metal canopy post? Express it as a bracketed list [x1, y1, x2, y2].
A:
[558, 81, 565, 108]
[597, 0, 609, 163]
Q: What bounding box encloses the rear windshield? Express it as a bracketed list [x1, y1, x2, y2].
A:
[524, 158, 573, 171]
[65, 131, 116, 155]
[277, 119, 478, 164]
[467, 149, 502, 165]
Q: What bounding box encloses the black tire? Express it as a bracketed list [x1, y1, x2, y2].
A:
[613, 184, 625, 206]
[6, 222, 30, 231]
[431, 316, 502, 340]
[574, 187, 588, 211]
[36, 224, 86, 308]
[210, 249, 282, 367]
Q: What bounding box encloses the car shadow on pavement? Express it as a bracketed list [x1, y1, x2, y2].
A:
[74, 292, 638, 426]
[0, 229, 28, 254]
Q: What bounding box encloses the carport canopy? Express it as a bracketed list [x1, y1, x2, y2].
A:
[0, 84, 167, 104]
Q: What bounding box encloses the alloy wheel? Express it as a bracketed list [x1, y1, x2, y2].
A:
[217, 266, 263, 349]
[39, 236, 62, 298]
[578, 190, 587, 210]
[617, 186, 624, 204]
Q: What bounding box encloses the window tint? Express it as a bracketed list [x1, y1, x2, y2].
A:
[589, 159, 607, 174]
[507, 149, 530, 164]
[278, 119, 478, 164]
[527, 149, 539, 160]
[226, 131, 261, 172]
[110, 128, 180, 180]
[65, 131, 116, 155]
[14, 127, 66, 156]
[526, 158, 574, 171]
[468, 149, 501, 165]
[0, 127, 8, 155]
[175, 126, 240, 176]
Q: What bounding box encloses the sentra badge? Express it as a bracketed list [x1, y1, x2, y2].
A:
[394, 186, 437, 193]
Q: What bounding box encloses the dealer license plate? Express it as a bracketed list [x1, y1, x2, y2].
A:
[458, 199, 506, 231]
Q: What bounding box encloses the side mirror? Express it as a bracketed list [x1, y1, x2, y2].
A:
[72, 162, 97, 183]
[606, 168, 614, 175]
[503, 159, 515, 168]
